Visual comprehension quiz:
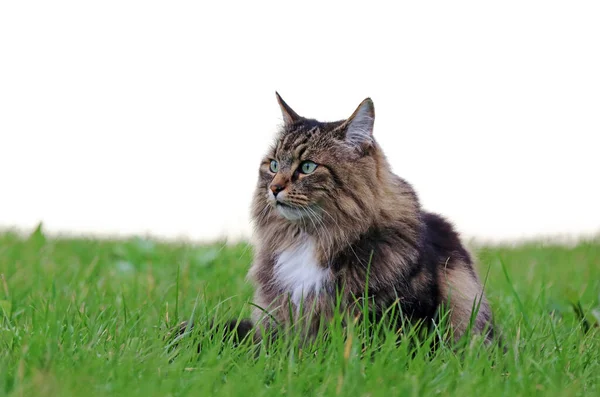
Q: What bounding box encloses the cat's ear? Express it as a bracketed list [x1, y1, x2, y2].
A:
[275, 92, 301, 126]
[344, 98, 375, 148]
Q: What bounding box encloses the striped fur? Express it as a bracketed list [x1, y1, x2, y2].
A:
[244, 93, 495, 343]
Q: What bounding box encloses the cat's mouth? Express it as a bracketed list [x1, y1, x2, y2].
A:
[276, 202, 295, 209]
[275, 202, 307, 221]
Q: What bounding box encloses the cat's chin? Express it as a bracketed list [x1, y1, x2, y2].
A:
[275, 203, 306, 221]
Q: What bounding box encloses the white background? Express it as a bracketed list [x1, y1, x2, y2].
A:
[1, 1, 599, 243]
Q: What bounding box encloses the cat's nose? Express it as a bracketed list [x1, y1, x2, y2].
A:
[270, 184, 285, 197]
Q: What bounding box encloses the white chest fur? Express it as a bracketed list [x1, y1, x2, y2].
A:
[273, 237, 330, 307]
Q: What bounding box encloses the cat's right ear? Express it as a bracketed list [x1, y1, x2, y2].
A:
[275, 92, 301, 126]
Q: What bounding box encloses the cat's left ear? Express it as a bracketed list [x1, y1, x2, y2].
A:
[275, 92, 302, 126]
[344, 98, 375, 148]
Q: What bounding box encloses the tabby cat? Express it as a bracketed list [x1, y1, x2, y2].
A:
[239, 93, 494, 344]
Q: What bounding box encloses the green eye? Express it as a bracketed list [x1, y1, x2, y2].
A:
[300, 161, 318, 174]
[269, 160, 279, 173]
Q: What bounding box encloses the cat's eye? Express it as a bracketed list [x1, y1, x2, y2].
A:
[300, 161, 318, 174]
[269, 160, 279, 173]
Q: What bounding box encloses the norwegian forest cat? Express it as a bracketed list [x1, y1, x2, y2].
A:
[219, 94, 495, 345]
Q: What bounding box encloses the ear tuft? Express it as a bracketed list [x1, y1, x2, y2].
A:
[345, 98, 375, 148]
[275, 92, 301, 126]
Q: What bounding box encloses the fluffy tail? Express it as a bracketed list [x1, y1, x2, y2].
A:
[439, 266, 495, 342]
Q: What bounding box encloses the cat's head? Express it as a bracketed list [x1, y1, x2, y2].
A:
[254, 93, 387, 227]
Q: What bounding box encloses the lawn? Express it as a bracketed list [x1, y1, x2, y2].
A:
[0, 226, 598, 396]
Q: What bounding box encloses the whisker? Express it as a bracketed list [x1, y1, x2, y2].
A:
[306, 206, 334, 263]
[320, 207, 366, 272]
[308, 208, 331, 263]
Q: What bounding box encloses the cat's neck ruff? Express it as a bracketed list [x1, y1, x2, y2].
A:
[273, 234, 331, 307]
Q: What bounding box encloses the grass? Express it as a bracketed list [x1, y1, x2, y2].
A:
[0, 226, 599, 396]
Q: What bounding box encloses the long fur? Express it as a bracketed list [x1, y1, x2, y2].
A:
[244, 94, 495, 344]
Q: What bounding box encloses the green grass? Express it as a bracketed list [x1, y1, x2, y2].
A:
[0, 226, 599, 397]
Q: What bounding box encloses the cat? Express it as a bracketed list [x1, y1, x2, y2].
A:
[223, 93, 494, 345]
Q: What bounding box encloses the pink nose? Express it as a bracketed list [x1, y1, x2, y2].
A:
[270, 184, 284, 197]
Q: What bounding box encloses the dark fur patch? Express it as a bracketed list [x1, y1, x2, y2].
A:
[422, 212, 472, 267]
[243, 96, 496, 346]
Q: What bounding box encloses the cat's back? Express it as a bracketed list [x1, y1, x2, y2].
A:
[421, 211, 472, 267]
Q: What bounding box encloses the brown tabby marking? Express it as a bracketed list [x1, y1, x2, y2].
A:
[243, 93, 495, 344]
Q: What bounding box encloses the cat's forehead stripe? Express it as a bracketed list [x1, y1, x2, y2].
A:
[275, 131, 307, 160]
[283, 127, 318, 151]
[294, 143, 308, 160]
